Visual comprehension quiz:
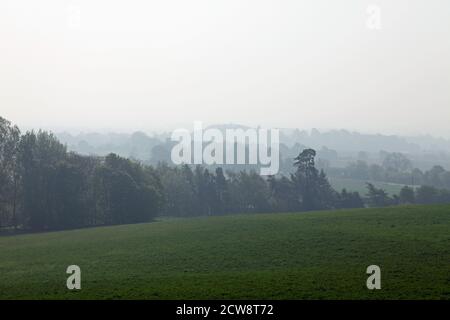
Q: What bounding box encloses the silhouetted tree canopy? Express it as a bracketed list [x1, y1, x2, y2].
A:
[1, 116, 450, 233]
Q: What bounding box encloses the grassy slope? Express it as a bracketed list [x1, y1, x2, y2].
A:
[0, 205, 449, 300]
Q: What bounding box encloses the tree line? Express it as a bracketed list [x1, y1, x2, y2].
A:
[0, 117, 163, 231]
[328, 152, 450, 190]
[1, 117, 450, 233]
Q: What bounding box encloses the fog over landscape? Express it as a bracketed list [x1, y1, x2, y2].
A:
[2, 0, 450, 303]
[1, 0, 450, 137]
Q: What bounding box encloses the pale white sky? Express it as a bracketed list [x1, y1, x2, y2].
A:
[1, 0, 449, 136]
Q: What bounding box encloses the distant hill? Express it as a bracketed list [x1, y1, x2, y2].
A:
[56, 125, 450, 170]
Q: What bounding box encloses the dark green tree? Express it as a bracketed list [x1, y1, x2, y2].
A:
[292, 149, 336, 210]
[399, 186, 415, 204]
[0, 117, 21, 229]
[366, 183, 392, 207]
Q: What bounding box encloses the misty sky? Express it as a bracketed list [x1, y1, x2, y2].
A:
[1, 0, 449, 136]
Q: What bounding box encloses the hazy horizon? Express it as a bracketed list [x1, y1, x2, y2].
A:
[1, 0, 449, 137]
[13, 123, 450, 142]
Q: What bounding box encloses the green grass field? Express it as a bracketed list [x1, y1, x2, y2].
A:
[0, 205, 449, 300]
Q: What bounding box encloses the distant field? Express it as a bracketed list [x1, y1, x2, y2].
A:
[329, 177, 416, 196]
[0, 205, 449, 300]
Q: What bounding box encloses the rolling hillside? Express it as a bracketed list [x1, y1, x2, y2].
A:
[0, 205, 449, 299]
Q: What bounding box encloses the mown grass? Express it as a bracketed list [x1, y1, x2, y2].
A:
[0, 205, 449, 299]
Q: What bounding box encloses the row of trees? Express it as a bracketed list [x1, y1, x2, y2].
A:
[0, 117, 163, 231]
[332, 155, 450, 189]
[155, 149, 365, 218]
[2, 116, 450, 233]
[365, 183, 450, 207]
